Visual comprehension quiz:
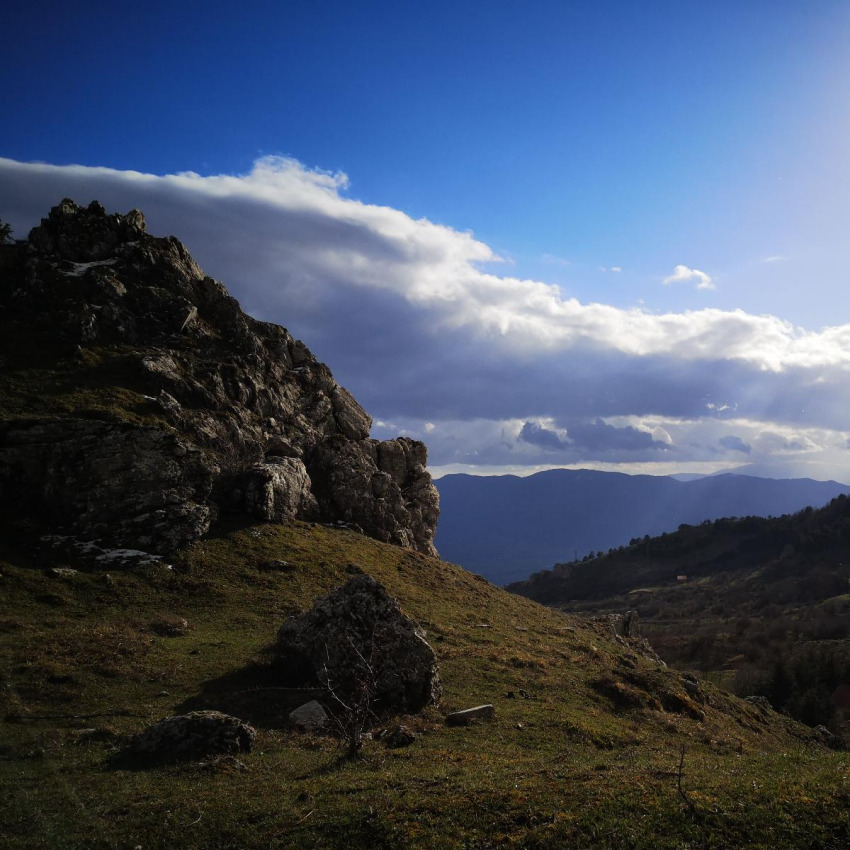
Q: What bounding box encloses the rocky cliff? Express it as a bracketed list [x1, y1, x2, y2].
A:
[0, 199, 439, 556]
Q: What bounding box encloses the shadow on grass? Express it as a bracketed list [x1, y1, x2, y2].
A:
[173, 649, 326, 730]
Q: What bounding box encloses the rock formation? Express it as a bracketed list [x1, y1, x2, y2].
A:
[277, 575, 442, 712]
[0, 199, 439, 555]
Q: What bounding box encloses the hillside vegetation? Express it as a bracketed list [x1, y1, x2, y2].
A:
[511, 496, 850, 737]
[2, 201, 849, 848]
[1, 520, 849, 849]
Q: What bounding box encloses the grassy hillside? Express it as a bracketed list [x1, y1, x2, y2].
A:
[510, 497, 850, 736]
[2, 520, 849, 849]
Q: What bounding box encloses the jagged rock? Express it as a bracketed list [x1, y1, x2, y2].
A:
[605, 611, 640, 638]
[813, 725, 845, 750]
[123, 710, 255, 761]
[681, 672, 706, 704]
[0, 199, 440, 557]
[277, 575, 442, 713]
[0, 420, 214, 554]
[244, 459, 318, 522]
[288, 700, 329, 731]
[445, 705, 495, 726]
[312, 438, 439, 555]
[745, 695, 772, 712]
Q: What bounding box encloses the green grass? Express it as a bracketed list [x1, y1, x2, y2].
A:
[2, 522, 849, 848]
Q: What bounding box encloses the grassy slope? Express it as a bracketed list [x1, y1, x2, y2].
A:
[2, 522, 849, 850]
[509, 505, 850, 733]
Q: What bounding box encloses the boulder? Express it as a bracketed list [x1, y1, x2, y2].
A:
[288, 700, 329, 731]
[123, 710, 255, 761]
[277, 575, 441, 713]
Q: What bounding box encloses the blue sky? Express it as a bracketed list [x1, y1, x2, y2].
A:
[2, 1, 850, 481]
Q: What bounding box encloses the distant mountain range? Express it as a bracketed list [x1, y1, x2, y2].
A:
[434, 469, 850, 584]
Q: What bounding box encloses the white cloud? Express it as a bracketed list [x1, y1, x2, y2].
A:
[663, 264, 715, 290]
[2, 155, 850, 479]
[3, 157, 849, 374]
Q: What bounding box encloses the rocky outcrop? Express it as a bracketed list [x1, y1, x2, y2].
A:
[0, 199, 439, 555]
[277, 575, 442, 713]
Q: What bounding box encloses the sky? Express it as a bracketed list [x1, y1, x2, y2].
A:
[2, 1, 850, 482]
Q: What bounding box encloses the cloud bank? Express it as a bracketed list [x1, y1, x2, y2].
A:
[1, 156, 848, 482]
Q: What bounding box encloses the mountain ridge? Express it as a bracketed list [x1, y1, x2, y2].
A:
[435, 467, 850, 584]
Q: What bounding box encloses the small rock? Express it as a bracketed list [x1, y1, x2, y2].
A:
[384, 725, 417, 748]
[445, 704, 495, 726]
[150, 616, 190, 637]
[288, 700, 329, 731]
[49, 567, 78, 578]
[258, 559, 294, 572]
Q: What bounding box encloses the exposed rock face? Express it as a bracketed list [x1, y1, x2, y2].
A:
[277, 575, 442, 713]
[244, 459, 318, 522]
[124, 710, 255, 761]
[0, 199, 439, 555]
[0, 419, 214, 554]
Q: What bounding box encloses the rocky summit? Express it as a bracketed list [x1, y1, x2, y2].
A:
[0, 199, 439, 556]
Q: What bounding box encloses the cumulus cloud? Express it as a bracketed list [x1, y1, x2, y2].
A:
[663, 264, 715, 290]
[718, 435, 752, 454]
[519, 421, 568, 450]
[2, 155, 850, 481]
[566, 418, 670, 453]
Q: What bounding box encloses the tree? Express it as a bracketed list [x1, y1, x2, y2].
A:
[320, 636, 378, 759]
[0, 219, 12, 244]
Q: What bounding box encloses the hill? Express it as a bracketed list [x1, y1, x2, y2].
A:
[509, 496, 850, 735]
[4, 522, 850, 849]
[435, 469, 849, 585]
[1, 201, 849, 848]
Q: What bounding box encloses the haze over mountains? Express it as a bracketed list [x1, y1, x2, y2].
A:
[435, 469, 850, 585]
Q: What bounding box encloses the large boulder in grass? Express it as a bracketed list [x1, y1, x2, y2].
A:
[124, 710, 255, 761]
[277, 575, 442, 713]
